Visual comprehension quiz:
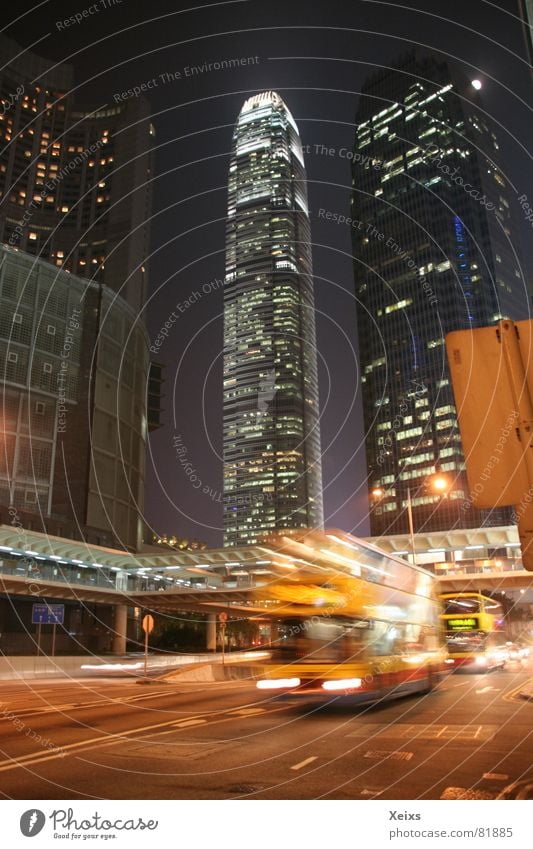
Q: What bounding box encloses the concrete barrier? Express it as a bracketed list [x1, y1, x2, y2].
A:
[162, 661, 264, 683]
[0, 650, 270, 680]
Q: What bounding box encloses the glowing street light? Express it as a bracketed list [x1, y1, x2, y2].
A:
[429, 472, 454, 499]
[371, 471, 454, 565]
[471, 79, 482, 90]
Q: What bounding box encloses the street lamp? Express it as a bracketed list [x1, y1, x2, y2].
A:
[431, 473, 451, 496]
[371, 484, 416, 564]
[371, 472, 453, 566]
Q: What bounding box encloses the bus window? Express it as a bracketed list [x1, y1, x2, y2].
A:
[443, 597, 481, 615]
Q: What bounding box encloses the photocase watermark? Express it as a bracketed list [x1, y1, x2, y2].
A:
[57, 308, 82, 434]
[462, 408, 519, 511]
[173, 433, 272, 505]
[56, 0, 123, 30]
[19, 807, 158, 837]
[113, 56, 261, 103]
[8, 503, 24, 536]
[8, 141, 104, 246]
[424, 142, 496, 211]
[3, 508, 43, 589]
[0, 83, 24, 117]
[20, 810, 46, 838]
[0, 704, 65, 757]
[50, 808, 158, 833]
[150, 277, 226, 353]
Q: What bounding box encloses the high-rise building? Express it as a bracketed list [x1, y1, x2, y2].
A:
[0, 35, 154, 550]
[0, 246, 149, 550]
[0, 34, 154, 313]
[352, 53, 528, 537]
[518, 0, 533, 68]
[223, 92, 323, 546]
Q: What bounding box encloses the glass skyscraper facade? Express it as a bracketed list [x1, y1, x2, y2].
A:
[352, 54, 528, 537]
[223, 92, 323, 546]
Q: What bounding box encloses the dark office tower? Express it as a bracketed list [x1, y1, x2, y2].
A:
[518, 0, 533, 67]
[223, 92, 323, 546]
[352, 54, 528, 537]
[0, 34, 154, 313]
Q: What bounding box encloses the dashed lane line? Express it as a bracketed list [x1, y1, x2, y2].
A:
[230, 708, 266, 716]
[0, 703, 292, 774]
[290, 756, 318, 771]
[0, 687, 213, 719]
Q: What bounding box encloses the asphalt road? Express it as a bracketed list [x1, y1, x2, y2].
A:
[0, 663, 531, 800]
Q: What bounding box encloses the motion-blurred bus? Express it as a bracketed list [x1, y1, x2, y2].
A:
[439, 592, 508, 671]
[252, 530, 447, 702]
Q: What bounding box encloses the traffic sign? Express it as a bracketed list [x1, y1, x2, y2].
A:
[32, 603, 64, 625]
[142, 614, 155, 633]
[219, 612, 228, 623]
[446, 321, 530, 507]
[447, 319, 533, 571]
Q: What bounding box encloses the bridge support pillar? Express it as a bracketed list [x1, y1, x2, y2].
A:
[112, 604, 128, 654]
[206, 613, 217, 652]
[270, 620, 280, 648]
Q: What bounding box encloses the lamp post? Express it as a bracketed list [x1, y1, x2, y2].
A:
[371, 472, 452, 566]
[406, 486, 416, 565]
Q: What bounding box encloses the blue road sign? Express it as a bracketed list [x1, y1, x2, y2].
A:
[31, 603, 65, 625]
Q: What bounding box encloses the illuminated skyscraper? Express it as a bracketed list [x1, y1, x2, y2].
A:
[223, 92, 323, 546]
[352, 54, 528, 537]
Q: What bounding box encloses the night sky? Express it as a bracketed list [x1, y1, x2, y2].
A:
[11, 0, 532, 547]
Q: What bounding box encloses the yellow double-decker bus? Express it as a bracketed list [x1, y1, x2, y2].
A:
[253, 530, 447, 702]
[439, 592, 508, 671]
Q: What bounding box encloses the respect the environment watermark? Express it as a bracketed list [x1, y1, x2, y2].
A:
[114, 56, 261, 103]
[56, 0, 123, 30]
[9, 141, 104, 246]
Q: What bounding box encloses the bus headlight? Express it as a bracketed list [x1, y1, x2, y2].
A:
[475, 656, 487, 666]
[322, 678, 362, 691]
[256, 678, 300, 689]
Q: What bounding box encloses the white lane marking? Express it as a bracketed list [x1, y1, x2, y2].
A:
[0, 703, 293, 774]
[172, 718, 207, 728]
[360, 788, 383, 797]
[290, 756, 317, 771]
[364, 750, 413, 761]
[483, 773, 509, 781]
[0, 713, 214, 772]
[231, 708, 265, 716]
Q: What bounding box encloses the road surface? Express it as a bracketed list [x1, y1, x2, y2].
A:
[0, 663, 531, 799]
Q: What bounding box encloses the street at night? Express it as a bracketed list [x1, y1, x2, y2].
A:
[1, 666, 531, 800]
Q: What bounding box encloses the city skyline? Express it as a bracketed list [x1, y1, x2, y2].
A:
[1, 1, 531, 547]
[0, 0, 532, 811]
